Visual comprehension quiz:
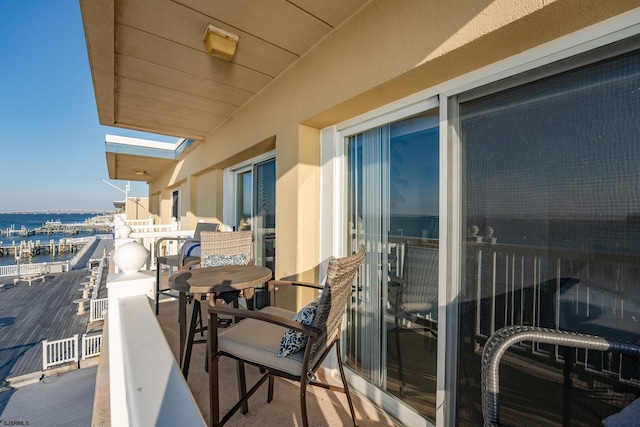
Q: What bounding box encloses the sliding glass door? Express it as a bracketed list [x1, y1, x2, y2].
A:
[171, 189, 180, 223]
[344, 109, 440, 421]
[456, 41, 640, 426]
[227, 155, 276, 296]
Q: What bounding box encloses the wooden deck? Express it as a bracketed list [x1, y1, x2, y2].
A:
[0, 269, 98, 380]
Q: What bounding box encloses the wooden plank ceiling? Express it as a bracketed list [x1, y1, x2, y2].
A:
[82, 0, 369, 142]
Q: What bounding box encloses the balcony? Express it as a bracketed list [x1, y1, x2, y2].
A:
[95, 220, 398, 426]
[98, 216, 640, 426]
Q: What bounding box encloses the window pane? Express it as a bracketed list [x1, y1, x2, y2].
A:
[458, 48, 640, 426]
[171, 190, 179, 220]
[345, 110, 439, 420]
[235, 171, 252, 230]
[254, 159, 276, 272]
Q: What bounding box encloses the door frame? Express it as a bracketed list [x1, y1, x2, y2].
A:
[326, 96, 441, 427]
[223, 151, 276, 231]
[320, 11, 640, 426]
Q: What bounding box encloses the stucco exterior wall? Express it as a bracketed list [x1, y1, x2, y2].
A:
[191, 168, 224, 227]
[149, 0, 640, 309]
[125, 197, 150, 221]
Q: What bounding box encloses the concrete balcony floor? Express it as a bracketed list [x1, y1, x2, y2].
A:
[156, 299, 400, 426]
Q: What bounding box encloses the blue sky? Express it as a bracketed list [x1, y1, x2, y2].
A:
[0, 1, 177, 211]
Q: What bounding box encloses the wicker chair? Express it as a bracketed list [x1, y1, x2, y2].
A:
[207, 245, 366, 427]
[481, 325, 640, 427]
[180, 230, 254, 378]
[387, 241, 438, 397]
[155, 222, 219, 314]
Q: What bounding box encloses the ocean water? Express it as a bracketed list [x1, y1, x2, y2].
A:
[0, 213, 113, 267]
[380, 214, 640, 255]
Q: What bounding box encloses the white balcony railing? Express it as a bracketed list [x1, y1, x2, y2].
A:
[106, 246, 204, 427]
[90, 298, 108, 322]
[42, 335, 79, 370]
[467, 241, 640, 384]
[82, 333, 103, 359]
[120, 294, 205, 426]
[42, 333, 104, 369]
[125, 217, 154, 227]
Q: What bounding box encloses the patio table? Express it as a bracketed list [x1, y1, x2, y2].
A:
[169, 265, 272, 376]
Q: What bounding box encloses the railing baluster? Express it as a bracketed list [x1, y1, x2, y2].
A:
[491, 251, 497, 334]
[474, 242, 640, 383]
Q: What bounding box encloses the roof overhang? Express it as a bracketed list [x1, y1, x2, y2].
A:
[105, 135, 194, 181]
[80, 0, 370, 140]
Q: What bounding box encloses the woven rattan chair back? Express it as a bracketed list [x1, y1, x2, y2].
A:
[199, 230, 253, 261]
[402, 242, 438, 314]
[309, 245, 366, 365]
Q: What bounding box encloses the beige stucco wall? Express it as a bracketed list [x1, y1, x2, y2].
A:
[190, 169, 224, 227]
[149, 0, 640, 309]
[125, 197, 150, 221]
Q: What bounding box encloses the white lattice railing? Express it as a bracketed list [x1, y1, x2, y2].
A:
[90, 298, 108, 322]
[42, 334, 79, 370]
[82, 333, 103, 359]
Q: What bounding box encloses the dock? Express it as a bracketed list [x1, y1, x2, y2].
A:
[0, 269, 99, 380]
[1, 222, 112, 238]
[0, 237, 112, 381]
[35, 220, 112, 235]
[0, 239, 83, 259]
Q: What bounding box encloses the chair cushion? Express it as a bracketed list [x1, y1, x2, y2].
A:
[218, 306, 305, 376]
[278, 298, 320, 357]
[603, 398, 640, 427]
[201, 253, 249, 267]
[179, 238, 201, 257]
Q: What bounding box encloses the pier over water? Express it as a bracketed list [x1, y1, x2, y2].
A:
[0, 212, 113, 267]
[1, 219, 112, 237]
[0, 239, 83, 260]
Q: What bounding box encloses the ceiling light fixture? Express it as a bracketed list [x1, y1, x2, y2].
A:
[203, 24, 239, 61]
[135, 170, 145, 176]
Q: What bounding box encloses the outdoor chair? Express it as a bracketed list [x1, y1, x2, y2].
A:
[207, 245, 366, 427]
[155, 221, 219, 314]
[387, 241, 438, 397]
[481, 325, 640, 427]
[181, 230, 254, 378]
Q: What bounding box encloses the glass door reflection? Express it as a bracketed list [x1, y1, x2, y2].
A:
[346, 109, 440, 420]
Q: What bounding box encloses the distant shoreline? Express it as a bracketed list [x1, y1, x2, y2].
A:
[0, 214, 113, 267]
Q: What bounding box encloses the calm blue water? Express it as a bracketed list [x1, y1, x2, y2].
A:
[0, 213, 113, 267]
[387, 215, 640, 254]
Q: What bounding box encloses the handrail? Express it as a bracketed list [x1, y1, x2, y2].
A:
[129, 229, 195, 239]
[119, 294, 205, 426]
[128, 224, 176, 233]
[128, 230, 196, 269]
[481, 326, 640, 427]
